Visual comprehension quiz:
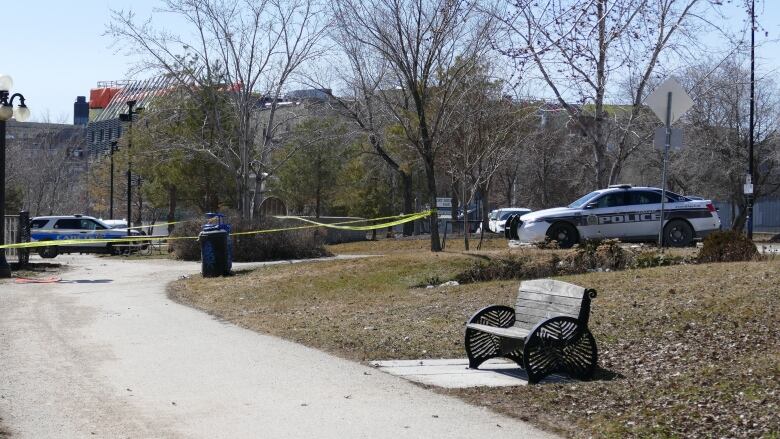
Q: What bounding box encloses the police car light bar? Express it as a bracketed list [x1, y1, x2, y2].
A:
[607, 184, 633, 189]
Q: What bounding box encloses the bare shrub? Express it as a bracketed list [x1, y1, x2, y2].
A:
[698, 231, 759, 263]
[230, 219, 331, 262]
[455, 253, 560, 284]
[560, 239, 635, 273]
[169, 218, 331, 262]
[169, 221, 202, 260]
[632, 251, 687, 268]
[534, 238, 560, 249]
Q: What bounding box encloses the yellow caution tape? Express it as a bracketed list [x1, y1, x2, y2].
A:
[279, 211, 431, 231]
[0, 211, 432, 250]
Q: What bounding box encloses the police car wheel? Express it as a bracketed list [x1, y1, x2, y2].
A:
[509, 216, 521, 240]
[664, 219, 693, 247]
[38, 245, 59, 259]
[547, 222, 578, 249]
[504, 215, 516, 240]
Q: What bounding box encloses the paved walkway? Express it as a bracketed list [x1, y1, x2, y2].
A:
[0, 255, 557, 439]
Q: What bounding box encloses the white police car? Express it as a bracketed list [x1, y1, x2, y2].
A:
[505, 185, 721, 248]
[30, 215, 143, 258]
[488, 208, 532, 233]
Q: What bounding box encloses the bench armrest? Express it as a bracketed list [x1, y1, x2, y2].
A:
[465, 305, 515, 328]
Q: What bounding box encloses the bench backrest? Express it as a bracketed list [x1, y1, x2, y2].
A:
[513, 279, 595, 330]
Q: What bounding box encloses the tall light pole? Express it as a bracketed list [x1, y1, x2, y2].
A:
[119, 100, 141, 235]
[109, 140, 119, 219]
[747, 0, 756, 239]
[0, 74, 30, 278]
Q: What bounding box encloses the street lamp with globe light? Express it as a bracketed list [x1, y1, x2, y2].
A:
[0, 74, 31, 277]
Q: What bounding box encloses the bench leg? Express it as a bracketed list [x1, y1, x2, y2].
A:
[523, 316, 598, 384]
[464, 305, 516, 369]
[465, 327, 496, 369]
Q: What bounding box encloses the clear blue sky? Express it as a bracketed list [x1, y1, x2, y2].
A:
[2, 1, 780, 122]
[3, 1, 162, 122]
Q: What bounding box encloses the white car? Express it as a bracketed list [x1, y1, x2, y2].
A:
[488, 208, 532, 233]
[30, 215, 144, 258]
[507, 185, 721, 248]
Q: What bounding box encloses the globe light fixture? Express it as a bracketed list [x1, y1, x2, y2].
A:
[14, 104, 30, 122]
[0, 74, 13, 92]
[0, 104, 12, 121]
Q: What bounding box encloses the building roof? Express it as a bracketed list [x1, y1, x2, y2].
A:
[92, 76, 175, 122]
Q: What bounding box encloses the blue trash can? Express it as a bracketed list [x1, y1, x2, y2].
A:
[199, 213, 232, 276]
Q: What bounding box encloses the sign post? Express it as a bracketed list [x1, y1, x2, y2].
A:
[644, 78, 694, 249]
[658, 92, 673, 249]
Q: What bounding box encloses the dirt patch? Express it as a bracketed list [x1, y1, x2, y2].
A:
[169, 248, 780, 438]
[7, 262, 67, 280]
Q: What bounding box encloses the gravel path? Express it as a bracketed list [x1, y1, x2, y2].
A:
[0, 255, 557, 439]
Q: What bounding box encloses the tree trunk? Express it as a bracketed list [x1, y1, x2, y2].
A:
[167, 185, 177, 235]
[463, 172, 469, 251]
[731, 197, 747, 232]
[479, 182, 490, 234]
[424, 158, 441, 252]
[401, 172, 414, 236]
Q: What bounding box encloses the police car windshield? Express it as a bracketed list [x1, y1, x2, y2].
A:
[568, 191, 601, 208]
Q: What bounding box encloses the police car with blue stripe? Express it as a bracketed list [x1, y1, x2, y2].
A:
[31, 215, 144, 258]
[505, 185, 721, 248]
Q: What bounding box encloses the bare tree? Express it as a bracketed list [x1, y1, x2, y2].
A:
[498, 0, 715, 188]
[673, 59, 780, 229]
[6, 122, 86, 216]
[332, 0, 494, 251]
[442, 62, 534, 249]
[318, 23, 419, 235]
[108, 0, 327, 219]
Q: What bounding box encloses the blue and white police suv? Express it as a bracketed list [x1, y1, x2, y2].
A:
[505, 185, 721, 248]
[30, 215, 143, 258]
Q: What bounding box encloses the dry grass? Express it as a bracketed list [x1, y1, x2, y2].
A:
[168, 244, 779, 439]
[328, 234, 510, 254]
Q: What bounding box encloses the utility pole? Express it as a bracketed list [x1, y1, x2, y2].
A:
[747, 0, 756, 239]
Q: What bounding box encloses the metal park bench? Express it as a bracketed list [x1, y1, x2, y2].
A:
[464, 279, 598, 384]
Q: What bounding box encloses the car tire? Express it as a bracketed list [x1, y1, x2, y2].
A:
[546, 222, 578, 249]
[504, 215, 516, 240]
[38, 245, 59, 259]
[108, 244, 121, 256]
[663, 219, 694, 247]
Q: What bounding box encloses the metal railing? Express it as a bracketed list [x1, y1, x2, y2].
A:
[3, 211, 30, 266]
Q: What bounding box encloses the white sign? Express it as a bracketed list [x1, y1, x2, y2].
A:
[436, 197, 452, 208]
[653, 127, 683, 150]
[645, 78, 694, 124]
[744, 183, 754, 195]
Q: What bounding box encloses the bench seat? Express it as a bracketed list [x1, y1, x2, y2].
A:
[465, 323, 529, 339]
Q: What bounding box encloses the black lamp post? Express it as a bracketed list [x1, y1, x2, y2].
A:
[109, 140, 119, 219]
[119, 100, 141, 235]
[0, 74, 30, 278]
